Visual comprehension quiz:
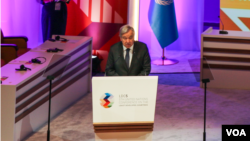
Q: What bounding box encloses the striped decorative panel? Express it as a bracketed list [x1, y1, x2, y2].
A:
[202, 36, 250, 71]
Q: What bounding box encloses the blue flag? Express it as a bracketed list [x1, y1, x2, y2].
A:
[148, 0, 178, 49]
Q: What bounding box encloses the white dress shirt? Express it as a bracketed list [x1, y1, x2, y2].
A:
[123, 45, 134, 68]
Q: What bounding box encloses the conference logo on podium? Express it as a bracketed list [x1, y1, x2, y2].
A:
[100, 93, 114, 108]
[155, 0, 174, 5]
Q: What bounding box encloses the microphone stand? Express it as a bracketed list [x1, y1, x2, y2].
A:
[218, 16, 228, 34]
[202, 78, 210, 141]
[47, 75, 55, 141]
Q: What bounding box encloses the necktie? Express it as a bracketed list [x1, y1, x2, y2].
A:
[125, 48, 130, 68]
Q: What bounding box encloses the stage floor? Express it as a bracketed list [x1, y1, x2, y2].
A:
[151, 50, 200, 73]
[26, 73, 250, 141]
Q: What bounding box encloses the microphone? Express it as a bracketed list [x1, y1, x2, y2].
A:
[46, 48, 63, 52]
[55, 35, 68, 42]
[218, 16, 228, 34]
[16, 65, 31, 71]
[49, 35, 68, 42]
[105, 55, 121, 76]
[30, 57, 47, 64]
[31, 58, 41, 64]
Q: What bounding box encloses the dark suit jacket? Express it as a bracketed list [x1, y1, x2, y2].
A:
[106, 41, 151, 76]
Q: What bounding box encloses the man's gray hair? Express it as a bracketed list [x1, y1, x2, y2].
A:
[119, 25, 135, 37]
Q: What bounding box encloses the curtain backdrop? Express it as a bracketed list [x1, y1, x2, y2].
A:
[1, 0, 43, 49]
[139, 0, 204, 57]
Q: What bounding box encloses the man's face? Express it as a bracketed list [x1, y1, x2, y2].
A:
[120, 30, 134, 48]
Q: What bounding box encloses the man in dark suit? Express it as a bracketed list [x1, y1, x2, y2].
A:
[41, 0, 70, 42]
[106, 25, 151, 76]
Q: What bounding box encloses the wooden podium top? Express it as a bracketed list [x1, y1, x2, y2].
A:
[1, 35, 92, 86]
[202, 27, 250, 40]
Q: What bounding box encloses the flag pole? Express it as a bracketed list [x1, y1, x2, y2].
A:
[162, 49, 165, 65]
[153, 48, 179, 66]
[161, 48, 166, 66]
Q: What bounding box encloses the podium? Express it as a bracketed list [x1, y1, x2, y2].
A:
[92, 76, 158, 132]
[201, 27, 250, 89]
